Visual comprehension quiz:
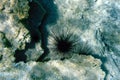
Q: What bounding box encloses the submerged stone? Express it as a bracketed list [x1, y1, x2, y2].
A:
[0, 0, 30, 70]
[0, 0, 120, 80]
[0, 55, 105, 80]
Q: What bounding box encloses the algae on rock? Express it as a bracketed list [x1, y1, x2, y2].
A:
[0, 0, 30, 69]
[0, 0, 30, 50]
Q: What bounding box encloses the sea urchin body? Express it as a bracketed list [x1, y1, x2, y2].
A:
[48, 27, 80, 59]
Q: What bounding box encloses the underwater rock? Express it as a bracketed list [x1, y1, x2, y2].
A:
[0, 0, 30, 50]
[0, 55, 105, 80]
[0, 0, 120, 80]
[0, 0, 30, 69]
[46, 0, 120, 80]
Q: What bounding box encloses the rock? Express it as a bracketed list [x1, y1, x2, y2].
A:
[0, 0, 120, 80]
[45, 0, 120, 79]
[0, 0, 29, 19]
[0, 55, 105, 80]
[0, 0, 30, 50]
[0, 0, 30, 68]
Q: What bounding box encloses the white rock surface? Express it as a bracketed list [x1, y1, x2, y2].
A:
[0, 55, 105, 80]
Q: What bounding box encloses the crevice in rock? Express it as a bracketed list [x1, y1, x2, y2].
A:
[80, 52, 108, 80]
[0, 32, 12, 48]
[101, 31, 120, 73]
[14, 0, 59, 62]
[14, 49, 27, 63]
[0, 55, 3, 61]
[93, 28, 110, 80]
[111, 55, 120, 72]
[91, 54, 108, 80]
[35, 0, 59, 61]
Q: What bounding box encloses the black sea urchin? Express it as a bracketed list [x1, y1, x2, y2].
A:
[48, 27, 79, 57]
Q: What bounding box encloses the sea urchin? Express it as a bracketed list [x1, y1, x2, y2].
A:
[48, 27, 80, 58]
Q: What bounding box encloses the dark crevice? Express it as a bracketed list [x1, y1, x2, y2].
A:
[14, 1, 43, 63]
[91, 54, 108, 80]
[3, 37, 12, 48]
[14, 41, 37, 63]
[14, 49, 27, 63]
[0, 32, 12, 48]
[14, 0, 59, 62]
[36, 0, 59, 61]
[0, 55, 3, 61]
[93, 28, 110, 80]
